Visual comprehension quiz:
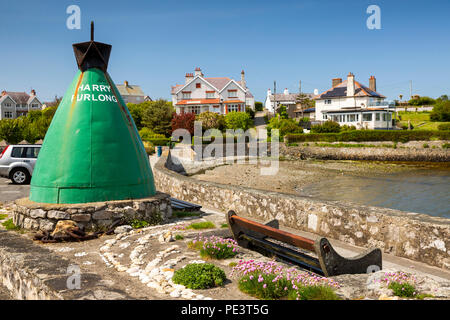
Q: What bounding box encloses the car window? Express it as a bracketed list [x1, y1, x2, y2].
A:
[11, 147, 25, 158]
[25, 147, 40, 158]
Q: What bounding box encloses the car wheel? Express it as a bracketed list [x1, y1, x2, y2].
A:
[10, 168, 30, 185]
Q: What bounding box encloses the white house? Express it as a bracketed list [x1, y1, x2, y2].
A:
[171, 68, 254, 115]
[0, 90, 42, 119]
[315, 73, 394, 129]
[264, 88, 314, 118]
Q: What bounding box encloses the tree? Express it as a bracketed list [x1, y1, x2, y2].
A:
[254, 101, 263, 112]
[0, 119, 23, 144]
[266, 116, 302, 137]
[126, 102, 147, 130]
[142, 99, 175, 137]
[171, 112, 196, 136]
[430, 100, 450, 122]
[295, 93, 315, 118]
[278, 105, 289, 119]
[225, 112, 252, 131]
[196, 111, 225, 131]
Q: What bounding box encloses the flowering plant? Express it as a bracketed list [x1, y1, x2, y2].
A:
[231, 260, 340, 300]
[188, 235, 239, 260]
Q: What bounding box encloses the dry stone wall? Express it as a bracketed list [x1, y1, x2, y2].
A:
[153, 155, 450, 270]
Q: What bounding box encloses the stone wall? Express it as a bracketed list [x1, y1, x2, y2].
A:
[12, 192, 172, 233]
[153, 155, 450, 270]
[280, 142, 450, 162]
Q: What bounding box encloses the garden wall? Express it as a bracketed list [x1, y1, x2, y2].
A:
[153, 154, 450, 270]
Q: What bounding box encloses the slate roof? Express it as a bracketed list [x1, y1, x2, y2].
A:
[270, 92, 314, 103]
[116, 83, 145, 97]
[316, 80, 385, 99]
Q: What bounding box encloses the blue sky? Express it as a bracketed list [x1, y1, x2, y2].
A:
[1, 0, 449, 103]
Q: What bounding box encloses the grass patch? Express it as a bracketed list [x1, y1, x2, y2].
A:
[0, 214, 8, 220]
[172, 211, 202, 218]
[175, 234, 184, 240]
[314, 143, 395, 148]
[187, 221, 216, 230]
[172, 263, 226, 289]
[228, 262, 238, 267]
[2, 218, 21, 231]
[388, 281, 417, 298]
[221, 223, 228, 228]
[129, 219, 149, 229]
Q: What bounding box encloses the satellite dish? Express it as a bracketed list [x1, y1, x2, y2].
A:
[314, 89, 319, 95]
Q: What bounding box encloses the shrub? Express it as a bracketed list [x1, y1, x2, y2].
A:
[254, 101, 264, 112]
[311, 121, 340, 133]
[171, 112, 196, 136]
[430, 101, 450, 122]
[340, 124, 357, 131]
[437, 123, 450, 131]
[129, 219, 149, 229]
[225, 112, 252, 131]
[246, 108, 255, 119]
[266, 117, 302, 137]
[172, 263, 226, 289]
[388, 282, 417, 298]
[142, 99, 175, 136]
[284, 130, 450, 144]
[188, 235, 239, 259]
[196, 111, 226, 131]
[443, 143, 449, 149]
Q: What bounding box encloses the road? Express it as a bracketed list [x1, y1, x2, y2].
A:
[0, 177, 30, 203]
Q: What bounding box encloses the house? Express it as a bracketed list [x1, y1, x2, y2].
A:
[0, 90, 42, 119]
[115, 80, 151, 104]
[264, 88, 314, 118]
[171, 68, 255, 115]
[315, 73, 395, 129]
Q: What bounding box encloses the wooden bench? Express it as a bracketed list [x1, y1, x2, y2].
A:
[227, 211, 382, 277]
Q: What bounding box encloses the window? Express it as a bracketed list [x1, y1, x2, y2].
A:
[25, 147, 40, 158]
[4, 111, 13, 118]
[382, 113, 391, 121]
[11, 147, 25, 158]
[227, 104, 240, 113]
[362, 113, 372, 121]
[182, 92, 191, 99]
[196, 83, 201, 88]
[4, 103, 12, 108]
[323, 114, 328, 120]
[187, 106, 201, 115]
[206, 92, 214, 99]
[375, 113, 380, 121]
[324, 99, 332, 105]
[347, 114, 356, 122]
[228, 90, 237, 98]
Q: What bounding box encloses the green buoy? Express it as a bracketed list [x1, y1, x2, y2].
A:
[30, 22, 156, 204]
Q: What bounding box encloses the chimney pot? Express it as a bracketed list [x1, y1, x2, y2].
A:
[369, 76, 377, 92]
[124, 80, 129, 87]
[30, 89, 36, 96]
[332, 78, 342, 87]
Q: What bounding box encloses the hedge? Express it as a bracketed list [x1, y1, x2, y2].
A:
[284, 130, 450, 143]
[146, 138, 171, 146]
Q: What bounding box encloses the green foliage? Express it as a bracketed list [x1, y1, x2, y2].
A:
[221, 223, 228, 228]
[408, 96, 435, 106]
[187, 221, 216, 230]
[2, 219, 20, 231]
[239, 272, 291, 300]
[245, 107, 255, 119]
[175, 234, 184, 240]
[188, 235, 238, 260]
[340, 124, 357, 131]
[430, 100, 450, 122]
[437, 123, 450, 130]
[288, 285, 341, 300]
[196, 111, 226, 131]
[142, 99, 175, 137]
[266, 116, 302, 137]
[0, 119, 23, 144]
[129, 219, 149, 229]
[138, 127, 170, 146]
[423, 143, 429, 148]
[126, 102, 148, 130]
[442, 143, 449, 149]
[285, 130, 450, 144]
[0, 214, 8, 220]
[172, 211, 202, 218]
[254, 101, 263, 112]
[311, 121, 341, 133]
[388, 281, 417, 298]
[172, 263, 226, 289]
[225, 112, 252, 131]
[278, 105, 289, 119]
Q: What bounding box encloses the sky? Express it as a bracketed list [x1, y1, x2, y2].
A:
[1, 0, 449, 103]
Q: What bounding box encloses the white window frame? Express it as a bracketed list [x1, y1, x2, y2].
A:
[182, 92, 191, 99]
[4, 111, 13, 118]
[228, 90, 237, 98]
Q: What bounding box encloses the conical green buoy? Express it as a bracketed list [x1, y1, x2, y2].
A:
[30, 22, 156, 204]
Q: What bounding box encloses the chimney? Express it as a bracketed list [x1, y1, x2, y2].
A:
[241, 70, 246, 88]
[124, 80, 129, 87]
[267, 88, 272, 96]
[283, 88, 289, 95]
[185, 73, 194, 84]
[194, 67, 202, 77]
[1, 90, 6, 96]
[369, 76, 377, 92]
[332, 78, 342, 87]
[347, 72, 355, 97]
[30, 89, 36, 96]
